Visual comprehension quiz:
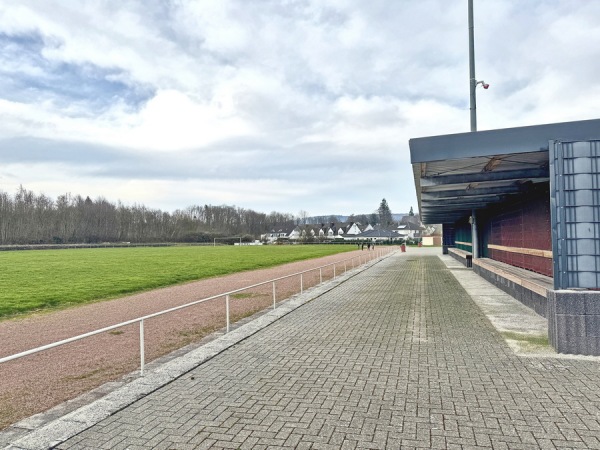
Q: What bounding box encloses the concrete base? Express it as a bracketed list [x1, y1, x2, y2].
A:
[548, 290, 600, 356]
[447, 248, 471, 267]
[474, 264, 547, 318]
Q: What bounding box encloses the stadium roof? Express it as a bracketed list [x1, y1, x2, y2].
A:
[409, 118, 600, 224]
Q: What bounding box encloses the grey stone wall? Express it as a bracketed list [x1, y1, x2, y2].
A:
[473, 264, 548, 318]
[550, 140, 600, 290]
[448, 249, 469, 267]
[548, 290, 600, 355]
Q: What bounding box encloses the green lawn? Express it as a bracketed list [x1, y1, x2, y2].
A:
[0, 245, 354, 319]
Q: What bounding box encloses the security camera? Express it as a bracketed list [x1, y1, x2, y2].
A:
[482, 83, 489, 89]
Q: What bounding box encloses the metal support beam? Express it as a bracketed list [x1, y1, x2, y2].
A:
[421, 195, 505, 206]
[471, 209, 479, 258]
[421, 185, 524, 199]
[420, 168, 549, 187]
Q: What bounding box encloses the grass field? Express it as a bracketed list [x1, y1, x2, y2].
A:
[0, 245, 354, 319]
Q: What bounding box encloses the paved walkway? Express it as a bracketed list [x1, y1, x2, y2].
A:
[12, 253, 600, 448]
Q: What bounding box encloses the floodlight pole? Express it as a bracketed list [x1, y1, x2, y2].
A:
[468, 0, 477, 132]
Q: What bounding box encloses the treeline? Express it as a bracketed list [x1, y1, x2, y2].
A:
[307, 213, 379, 227]
[0, 187, 296, 245]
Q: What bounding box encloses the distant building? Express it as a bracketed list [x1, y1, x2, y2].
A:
[261, 227, 295, 243]
[354, 229, 400, 242]
[395, 221, 425, 239]
[286, 222, 373, 241]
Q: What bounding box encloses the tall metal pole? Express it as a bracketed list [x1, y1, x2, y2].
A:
[471, 209, 478, 258]
[468, 0, 477, 132]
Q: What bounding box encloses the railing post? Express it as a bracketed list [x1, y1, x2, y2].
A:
[6, 254, 408, 371]
[139, 320, 145, 377]
[226, 294, 230, 333]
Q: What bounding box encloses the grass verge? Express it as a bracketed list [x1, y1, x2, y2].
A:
[501, 331, 551, 354]
[0, 245, 353, 319]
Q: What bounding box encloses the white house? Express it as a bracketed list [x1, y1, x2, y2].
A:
[283, 222, 363, 241]
[395, 221, 425, 238]
[261, 227, 295, 243]
[355, 229, 400, 242]
[269, 222, 371, 243]
[342, 222, 362, 236]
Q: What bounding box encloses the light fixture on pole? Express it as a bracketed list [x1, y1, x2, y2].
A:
[468, 0, 489, 132]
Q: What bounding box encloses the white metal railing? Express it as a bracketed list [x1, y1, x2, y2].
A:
[0, 247, 395, 375]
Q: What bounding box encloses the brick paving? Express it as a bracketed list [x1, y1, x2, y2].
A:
[56, 255, 600, 449]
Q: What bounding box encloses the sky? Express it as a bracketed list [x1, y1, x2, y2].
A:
[0, 1, 599, 217]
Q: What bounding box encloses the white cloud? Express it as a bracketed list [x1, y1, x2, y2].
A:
[0, 0, 598, 216]
[115, 89, 255, 151]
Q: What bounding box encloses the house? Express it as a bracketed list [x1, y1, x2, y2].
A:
[261, 227, 295, 243]
[288, 222, 361, 241]
[341, 222, 362, 236]
[395, 221, 425, 239]
[288, 227, 302, 240]
[421, 236, 442, 246]
[325, 222, 363, 239]
[354, 229, 400, 242]
[281, 221, 376, 242]
[287, 225, 316, 241]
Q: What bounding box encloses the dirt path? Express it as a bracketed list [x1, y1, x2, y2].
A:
[0, 249, 376, 430]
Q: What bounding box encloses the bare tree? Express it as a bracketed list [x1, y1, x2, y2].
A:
[297, 210, 309, 225]
[0, 187, 345, 245]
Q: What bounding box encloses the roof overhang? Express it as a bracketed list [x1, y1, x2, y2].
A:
[409, 118, 600, 225]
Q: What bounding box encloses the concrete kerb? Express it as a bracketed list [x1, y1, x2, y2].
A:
[2, 250, 397, 450]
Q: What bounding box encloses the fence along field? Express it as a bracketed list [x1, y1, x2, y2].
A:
[0, 244, 371, 430]
[0, 244, 354, 318]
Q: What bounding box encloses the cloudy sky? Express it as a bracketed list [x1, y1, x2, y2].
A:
[0, 1, 598, 217]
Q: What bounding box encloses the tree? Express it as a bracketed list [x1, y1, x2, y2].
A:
[297, 210, 309, 225]
[369, 213, 378, 226]
[327, 215, 339, 224]
[409, 206, 414, 216]
[0, 186, 325, 244]
[378, 198, 393, 228]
